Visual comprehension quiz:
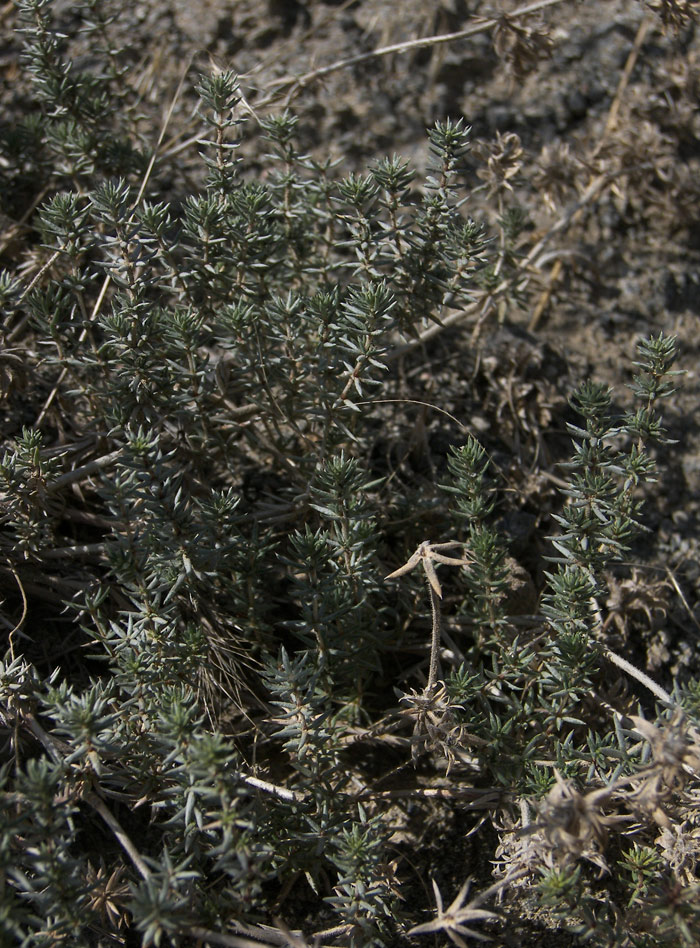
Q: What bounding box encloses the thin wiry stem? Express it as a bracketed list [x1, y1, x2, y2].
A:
[427, 581, 442, 693]
[386, 540, 471, 692]
[603, 647, 674, 706]
[266, 0, 566, 96]
[85, 792, 151, 882]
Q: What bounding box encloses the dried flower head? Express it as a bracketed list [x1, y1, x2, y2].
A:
[534, 772, 628, 872]
[408, 877, 498, 946]
[600, 119, 676, 210]
[655, 821, 700, 882]
[603, 568, 670, 639]
[492, 13, 553, 79]
[400, 681, 467, 771]
[533, 141, 584, 212]
[624, 712, 700, 826]
[630, 712, 700, 791]
[475, 132, 524, 199]
[385, 540, 472, 600]
[645, 0, 699, 32]
[84, 862, 130, 929]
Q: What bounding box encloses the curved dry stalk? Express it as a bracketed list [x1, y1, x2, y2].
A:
[265, 0, 566, 100]
[386, 540, 472, 691]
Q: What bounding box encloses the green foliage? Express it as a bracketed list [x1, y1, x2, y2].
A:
[0, 3, 697, 947]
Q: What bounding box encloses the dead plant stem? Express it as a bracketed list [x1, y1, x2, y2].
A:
[427, 581, 442, 693]
[266, 0, 566, 98]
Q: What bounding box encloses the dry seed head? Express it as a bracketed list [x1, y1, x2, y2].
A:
[630, 712, 700, 790]
[533, 141, 583, 212]
[645, 0, 699, 32]
[535, 773, 629, 872]
[400, 682, 466, 772]
[655, 821, 700, 882]
[475, 132, 524, 199]
[492, 13, 553, 79]
[603, 568, 670, 639]
[622, 712, 700, 827]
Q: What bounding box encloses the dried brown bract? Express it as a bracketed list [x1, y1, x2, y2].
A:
[492, 12, 553, 79]
[534, 773, 629, 872]
[533, 141, 585, 213]
[475, 131, 524, 200]
[645, 0, 699, 32]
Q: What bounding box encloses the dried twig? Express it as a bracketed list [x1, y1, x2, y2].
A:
[264, 0, 566, 101]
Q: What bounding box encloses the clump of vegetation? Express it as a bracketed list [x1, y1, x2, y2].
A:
[1, 2, 699, 946]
